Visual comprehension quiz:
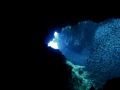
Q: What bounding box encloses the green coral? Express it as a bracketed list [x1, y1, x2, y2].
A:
[66, 60, 93, 90]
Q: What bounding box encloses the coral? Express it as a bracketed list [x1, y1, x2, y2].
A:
[66, 60, 93, 90]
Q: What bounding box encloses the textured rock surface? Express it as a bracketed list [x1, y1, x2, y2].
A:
[58, 18, 120, 89]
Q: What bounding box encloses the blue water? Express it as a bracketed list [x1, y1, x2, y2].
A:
[58, 18, 120, 88]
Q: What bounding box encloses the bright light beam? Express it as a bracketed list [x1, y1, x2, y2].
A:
[54, 32, 58, 37]
[48, 41, 58, 49]
[48, 31, 59, 49]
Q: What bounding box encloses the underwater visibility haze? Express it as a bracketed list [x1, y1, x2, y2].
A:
[47, 18, 120, 90]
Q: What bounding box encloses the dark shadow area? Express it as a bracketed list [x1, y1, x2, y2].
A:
[40, 44, 73, 90]
[103, 77, 120, 90]
[89, 87, 95, 90]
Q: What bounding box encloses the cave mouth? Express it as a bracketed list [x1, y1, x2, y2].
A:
[48, 31, 59, 49]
